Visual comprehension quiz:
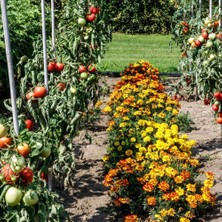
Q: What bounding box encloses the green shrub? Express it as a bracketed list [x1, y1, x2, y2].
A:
[106, 0, 176, 34]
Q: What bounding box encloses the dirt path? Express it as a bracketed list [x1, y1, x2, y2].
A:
[59, 77, 222, 222]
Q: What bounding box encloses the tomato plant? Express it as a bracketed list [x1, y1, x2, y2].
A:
[23, 190, 39, 205]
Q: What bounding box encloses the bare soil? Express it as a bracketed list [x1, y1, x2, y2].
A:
[58, 77, 222, 222]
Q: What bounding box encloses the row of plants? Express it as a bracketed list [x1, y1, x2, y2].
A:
[102, 60, 215, 221]
[171, 0, 222, 124]
[0, 0, 111, 221]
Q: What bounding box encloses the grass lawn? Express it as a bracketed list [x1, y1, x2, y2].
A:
[98, 33, 181, 73]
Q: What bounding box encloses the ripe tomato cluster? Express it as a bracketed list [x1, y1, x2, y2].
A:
[0, 124, 12, 148]
[211, 91, 222, 124]
[77, 5, 100, 26]
[47, 61, 65, 73]
[78, 64, 97, 80]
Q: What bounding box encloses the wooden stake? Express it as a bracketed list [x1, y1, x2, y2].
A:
[1, 0, 19, 136]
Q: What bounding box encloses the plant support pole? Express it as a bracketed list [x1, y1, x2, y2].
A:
[51, 0, 56, 59]
[219, 0, 222, 27]
[1, 0, 19, 136]
[41, 0, 48, 91]
[209, 0, 213, 19]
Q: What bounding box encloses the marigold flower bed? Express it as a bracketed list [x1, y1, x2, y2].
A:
[103, 60, 216, 222]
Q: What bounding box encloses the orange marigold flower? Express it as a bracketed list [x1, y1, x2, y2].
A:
[116, 179, 129, 187]
[180, 218, 191, 222]
[158, 181, 170, 192]
[147, 196, 156, 206]
[143, 182, 154, 192]
[124, 214, 139, 222]
[186, 195, 197, 208]
[180, 170, 191, 180]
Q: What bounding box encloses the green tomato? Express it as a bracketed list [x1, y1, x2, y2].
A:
[40, 147, 51, 158]
[78, 18, 86, 26]
[80, 72, 88, 79]
[23, 190, 39, 205]
[0, 124, 8, 138]
[10, 155, 26, 173]
[70, 87, 77, 94]
[5, 187, 22, 206]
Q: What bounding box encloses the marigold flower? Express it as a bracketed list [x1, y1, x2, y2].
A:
[124, 214, 139, 222]
[158, 181, 170, 192]
[186, 184, 196, 193]
[179, 218, 191, 222]
[174, 175, 184, 184]
[175, 187, 184, 196]
[125, 149, 133, 156]
[143, 182, 154, 192]
[130, 137, 136, 143]
[147, 196, 156, 206]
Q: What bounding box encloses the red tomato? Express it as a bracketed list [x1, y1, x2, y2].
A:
[214, 91, 222, 101]
[78, 65, 87, 73]
[86, 13, 96, 22]
[203, 99, 211, 105]
[217, 33, 222, 40]
[55, 63, 64, 72]
[33, 86, 47, 98]
[216, 117, 222, 124]
[40, 171, 48, 182]
[0, 137, 12, 148]
[16, 143, 30, 158]
[90, 6, 100, 14]
[0, 163, 18, 184]
[194, 40, 202, 47]
[202, 31, 208, 40]
[56, 83, 66, 91]
[25, 119, 33, 130]
[47, 62, 56, 72]
[212, 104, 219, 111]
[87, 64, 97, 73]
[20, 167, 34, 184]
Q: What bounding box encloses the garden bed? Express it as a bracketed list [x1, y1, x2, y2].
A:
[56, 76, 222, 222]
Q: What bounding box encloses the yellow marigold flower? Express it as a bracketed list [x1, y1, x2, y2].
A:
[161, 153, 171, 162]
[102, 155, 109, 162]
[204, 179, 214, 188]
[189, 158, 199, 167]
[165, 167, 178, 177]
[137, 119, 147, 126]
[130, 137, 136, 143]
[205, 172, 214, 179]
[145, 126, 153, 133]
[137, 99, 143, 105]
[171, 124, 178, 131]
[167, 208, 176, 216]
[172, 109, 179, 115]
[133, 110, 142, 116]
[135, 143, 142, 149]
[103, 105, 112, 112]
[95, 100, 102, 108]
[154, 214, 163, 221]
[174, 175, 184, 184]
[186, 195, 197, 208]
[166, 106, 173, 111]
[139, 147, 146, 153]
[135, 152, 144, 161]
[175, 187, 184, 196]
[180, 218, 191, 222]
[143, 136, 151, 143]
[119, 122, 127, 128]
[123, 116, 130, 121]
[149, 178, 158, 186]
[141, 131, 147, 138]
[186, 184, 196, 192]
[158, 112, 166, 118]
[147, 196, 156, 206]
[159, 208, 168, 217]
[125, 149, 133, 156]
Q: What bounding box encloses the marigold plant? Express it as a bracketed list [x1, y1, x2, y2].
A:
[103, 60, 216, 221]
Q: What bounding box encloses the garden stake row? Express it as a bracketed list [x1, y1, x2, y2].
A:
[0, 0, 19, 136]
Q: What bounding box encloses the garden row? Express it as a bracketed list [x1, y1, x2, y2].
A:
[0, 0, 111, 221]
[102, 60, 215, 222]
